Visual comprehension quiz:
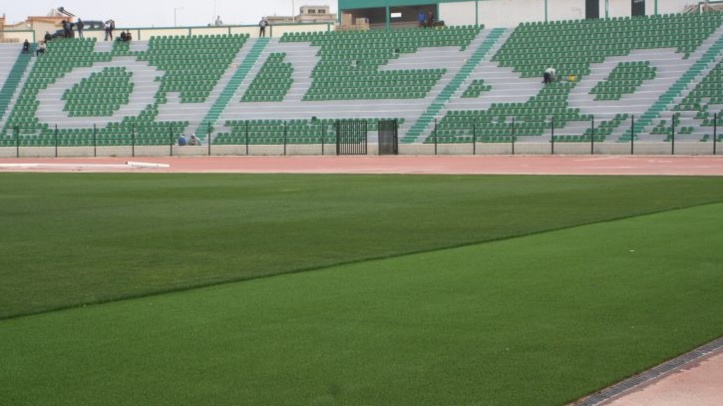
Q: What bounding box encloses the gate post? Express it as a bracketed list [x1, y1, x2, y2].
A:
[245, 121, 249, 156]
[396, 119, 400, 155]
[631, 115, 635, 155]
[671, 114, 676, 155]
[434, 118, 438, 156]
[714, 113, 718, 155]
[472, 124, 476, 155]
[93, 124, 97, 157]
[511, 117, 516, 156]
[550, 116, 555, 155]
[590, 116, 595, 155]
[321, 121, 325, 156]
[336, 120, 340, 156]
[207, 122, 212, 156]
[15, 126, 20, 158]
[364, 120, 368, 155]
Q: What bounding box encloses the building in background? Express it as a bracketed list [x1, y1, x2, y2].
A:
[0, 7, 78, 43]
[265, 5, 337, 25]
[338, 0, 699, 31]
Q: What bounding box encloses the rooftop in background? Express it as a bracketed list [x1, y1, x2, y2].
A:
[265, 5, 337, 25]
[0, 1, 338, 27]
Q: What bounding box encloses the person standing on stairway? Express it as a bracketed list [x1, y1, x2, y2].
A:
[259, 18, 269, 37]
[76, 19, 85, 39]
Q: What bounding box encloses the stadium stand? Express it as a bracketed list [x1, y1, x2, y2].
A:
[0, 43, 35, 125]
[2, 11, 723, 151]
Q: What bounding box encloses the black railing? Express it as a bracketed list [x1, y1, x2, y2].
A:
[1, 114, 720, 158]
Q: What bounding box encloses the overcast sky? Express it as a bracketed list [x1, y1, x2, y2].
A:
[3, 0, 338, 27]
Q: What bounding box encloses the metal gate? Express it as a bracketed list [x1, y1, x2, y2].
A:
[631, 0, 645, 17]
[378, 119, 399, 155]
[336, 119, 368, 155]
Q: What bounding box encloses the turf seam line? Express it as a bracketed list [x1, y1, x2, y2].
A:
[2, 199, 723, 322]
[572, 336, 723, 406]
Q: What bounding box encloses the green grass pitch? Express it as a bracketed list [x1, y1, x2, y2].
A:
[1, 174, 723, 405]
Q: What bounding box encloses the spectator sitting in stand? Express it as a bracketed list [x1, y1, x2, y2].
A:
[189, 134, 201, 146]
[22, 39, 30, 54]
[61, 20, 71, 38]
[36, 41, 46, 56]
[44, 32, 52, 42]
[177, 134, 187, 146]
[120, 31, 128, 42]
[215, 16, 223, 26]
[125, 31, 132, 42]
[543, 67, 556, 85]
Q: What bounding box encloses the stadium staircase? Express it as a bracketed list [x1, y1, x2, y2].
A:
[402, 27, 506, 143]
[195, 37, 269, 140]
[0, 45, 35, 125]
[619, 25, 723, 141]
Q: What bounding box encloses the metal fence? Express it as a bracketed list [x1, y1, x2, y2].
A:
[424, 113, 720, 156]
[0, 114, 720, 158]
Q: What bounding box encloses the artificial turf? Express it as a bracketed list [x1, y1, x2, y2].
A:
[1, 174, 723, 319]
[2, 202, 722, 405]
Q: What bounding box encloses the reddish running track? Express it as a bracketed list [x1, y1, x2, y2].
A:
[1, 155, 723, 175]
[601, 350, 723, 406]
